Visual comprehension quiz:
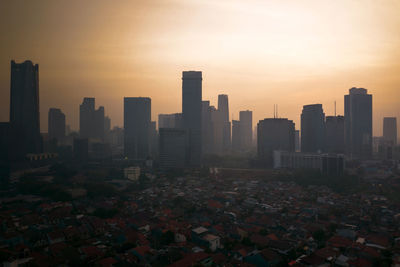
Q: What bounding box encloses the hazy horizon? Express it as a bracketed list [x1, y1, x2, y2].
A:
[1, 0, 399, 135]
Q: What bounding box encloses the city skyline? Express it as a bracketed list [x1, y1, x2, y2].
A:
[1, 0, 400, 136]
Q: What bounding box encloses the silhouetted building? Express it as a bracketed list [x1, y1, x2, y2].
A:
[383, 117, 397, 146]
[345, 87, 372, 159]
[239, 110, 252, 150]
[295, 130, 300, 152]
[73, 138, 88, 161]
[218, 94, 231, 153]
[104, 116, 111, 133]
[80, 97, 95, 138]
[257, 118, 295, 167]
[301, 104, 325, 153]
[159, 128, 187, 169]
[48, 108, 66, 142]
[79, 98, 105, 141]
[326, 115, 345, 153]
[210, 105, 223, 154]
[182, 71, 202, 167]
[124, 97, 151, 160]
[10, 60, 42, 157]
[231, 120, 241, 151]
[158, 113, 182, 129]
[202, 101, 214, 154]
[149, 121, 158, 157]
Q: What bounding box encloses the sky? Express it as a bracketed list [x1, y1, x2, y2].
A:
[0, 0, 399, 136]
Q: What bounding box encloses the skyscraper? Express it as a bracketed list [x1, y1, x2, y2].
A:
[158, 113, 182, 129]
[48, 108, 66, 142]
[201, 101, 214, 154]
[159, 128, 187, 169]
[301, 104, 325, 153]
[182, 71, 202, 167]
[231, 120, 241, 151]
[383, 117, 397, 146]
[344, 87, 373, 158]
[10, 60, 42, 156]
[326, 115, 345, 153]
[257, 118, 295, 167]
[239, 110, 252, 150]
[79, 98, 105, 141]
[294, 130, 300, 152]
[218, 94, 231, 153]
[124, 97, 151, 160]
[79, 97, 95, 139]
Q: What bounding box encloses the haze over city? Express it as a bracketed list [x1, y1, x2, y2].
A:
[1, 0, 400, 134]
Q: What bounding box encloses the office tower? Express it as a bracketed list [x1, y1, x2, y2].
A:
[294, 130, 300, 152]
[10, 60, 42, 156]
[94, 106, 105, 141]
[231, 120, 241, 151]
[159, 128, 187, 169]
[239, 110, 252, 150]
[80, 97, 95, 138]
[201, 101, 215, 154]
[104, 116, 111, 133]
[383, 117, 397, 146]
[210, 105, 223, 155]
[301, 104, 325, 153]
[149, 121, 158, 157]
[257, 118, 295, 167]
[79, 98, 105, 141]
[48, 108, 66, 142]
[124, 97, 151, 160]
[73, 138, 88, 161]
[345, 87, 373, 158]
[218, 94, 231, 153]
[326, 115, 345, 153]
[182, 71, 202, 167]
[158, 113, 182, 129]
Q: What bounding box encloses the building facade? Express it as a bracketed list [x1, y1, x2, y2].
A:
[326, 115, 345, 154]
[257, 118, 295, 167]
[182, 71, 202, 167]
[301, 104, 325, 153]
[124, 97, 151, 160]
[344, 87, 373, 159]
[10, 60, 42, 157]
[48, 108, 66, 142]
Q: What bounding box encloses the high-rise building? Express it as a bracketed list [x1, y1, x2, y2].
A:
[124, 97, 151, 160]
[104, 116, 111, 133]
[182, 71, 202, 167]
[149, 121, 158, 157]
[239, 110, 252, 150]
[231, 120, 241, 151]
[326, 115, 345, 153]
[383, 117, 397, 146]
[80, 97, 95, 139]
[10, 60, 42, 157]
[301, 104, 325, 153]
[218, 94, 231, 153]
[159, 128, 187, 169]
[345, 87, 373, 158]
[257, 118, 295, 167]
[158, 113, 182, 129]
[79, 98, 105, 141]
[294, 130, 300, 152]
[202, 101, 214, 154]
[48, 108, 66, 142]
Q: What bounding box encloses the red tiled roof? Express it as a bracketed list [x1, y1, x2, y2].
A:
[97, 257, 117, 267]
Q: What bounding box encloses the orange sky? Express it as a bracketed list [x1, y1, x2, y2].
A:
[0, 0, 399, 136]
